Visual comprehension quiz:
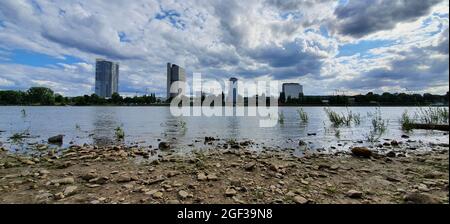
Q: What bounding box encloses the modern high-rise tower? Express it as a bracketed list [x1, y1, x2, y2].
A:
[167, 63, 186, 99]
[95, 59, 119, 98]
[228, 77, 238, 106]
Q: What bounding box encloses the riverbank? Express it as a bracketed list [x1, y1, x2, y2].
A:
[0, 141, 448, 204]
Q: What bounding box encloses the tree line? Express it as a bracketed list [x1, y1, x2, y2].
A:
[0, 87, 160, 106]
[279, 91, 449, 106]
[0, 87, 448, 106]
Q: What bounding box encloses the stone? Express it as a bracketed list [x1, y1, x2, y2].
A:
[391, 140, 399, 146]
[54, 192, 65, 200]
[152, 191, 163, 199]
[386, 151, 396, 158]
[89, 176, 109, 185]
[404, 193, 439, 204]
[39, 169, 50, 175]
[293, 195, 308, 204]
[197, 173, 207, 181]
[244, 162, 256, 171]
[401, 135, 410, 139]
[225, 188, 237, 197]
[207, 173, 219, 181]
[346, 190, 363, 198]
[299, 140, 307, 146]
[116, 174, 132, 183]
[158, 142, 170, 150]
[51, 177, 75, 185]
[178, 190, 189, 199]
[63, 186, 78, 196]
[48, 135, 64, 144]
[351, 147, 372, 158]
[80, 172, 97, 181]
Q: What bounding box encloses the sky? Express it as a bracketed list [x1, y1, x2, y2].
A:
[0, 0, 449, 97]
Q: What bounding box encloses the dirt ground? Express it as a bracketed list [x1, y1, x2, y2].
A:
[0, 142, 448, 204]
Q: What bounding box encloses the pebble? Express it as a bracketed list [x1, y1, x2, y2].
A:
[225, 188, 237, 197]
[51, 177, 75, 185]
[293, 195, 308, 204]
[346, 190, 363, 198]
[197, 173, 208, 181]
[63, 186, 78, 196]
[178, 190, 190, 199]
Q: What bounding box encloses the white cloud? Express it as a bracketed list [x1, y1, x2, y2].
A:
[0, 0, 448, 96]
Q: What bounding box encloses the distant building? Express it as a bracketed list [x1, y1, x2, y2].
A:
[228, 77, 238, 106]
[95, 59, 119, 98]
[167, 63, 186, 99]
[282, 83, 303, 99]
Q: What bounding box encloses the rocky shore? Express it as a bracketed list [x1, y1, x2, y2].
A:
[0, 139, 448, 204]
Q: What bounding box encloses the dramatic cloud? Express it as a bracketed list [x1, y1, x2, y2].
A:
[0, 0, 448, 96]
[333, 0, 444, 37]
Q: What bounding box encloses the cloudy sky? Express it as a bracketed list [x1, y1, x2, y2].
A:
[0, 0, 448, 96]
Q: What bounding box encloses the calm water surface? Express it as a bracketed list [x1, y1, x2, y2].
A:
[0, 106, 448, 154]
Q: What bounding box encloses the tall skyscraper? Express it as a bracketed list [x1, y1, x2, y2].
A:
[282, 83, 303, 99]
[95, 59, 119, 98]
[167, 63, 186, 99]
[229, 77, 238, 106]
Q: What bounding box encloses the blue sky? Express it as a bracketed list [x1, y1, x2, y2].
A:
[0, 0, 448, 96]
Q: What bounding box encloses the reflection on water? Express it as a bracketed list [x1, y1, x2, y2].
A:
[0, 106, 448, 153]
[91, 107, 121, 146]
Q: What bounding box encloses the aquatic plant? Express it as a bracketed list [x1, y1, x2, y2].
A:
[115, 127, 125, 140]
[324, 108, 361, 128]
[334, 129, 341, 139]
[400, 110, 414, 132]
[366, 108, 388, 142]
[278, 111, 285, 124]
[297, 108, 309, 124]
[416, 107, 449, 125]
[9, 130, 30, 143]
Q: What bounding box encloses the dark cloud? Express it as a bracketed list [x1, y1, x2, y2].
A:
[334, 0, 443, 37]
[265, 0, 334, 11]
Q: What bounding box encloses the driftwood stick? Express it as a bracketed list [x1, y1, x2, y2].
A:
[410, 123, 449, 131]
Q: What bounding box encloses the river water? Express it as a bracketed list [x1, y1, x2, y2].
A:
[0, 106, 448, 154]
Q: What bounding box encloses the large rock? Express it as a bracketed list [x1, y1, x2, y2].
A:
[158, 142, 170, 150]
[48, 135, 64, 144]
[351, 147, 372, 158]
[404, 193, 439, 204]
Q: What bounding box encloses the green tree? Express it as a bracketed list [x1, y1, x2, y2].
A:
[26, 87, 55, 105]
[111, 92, 123, 105]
